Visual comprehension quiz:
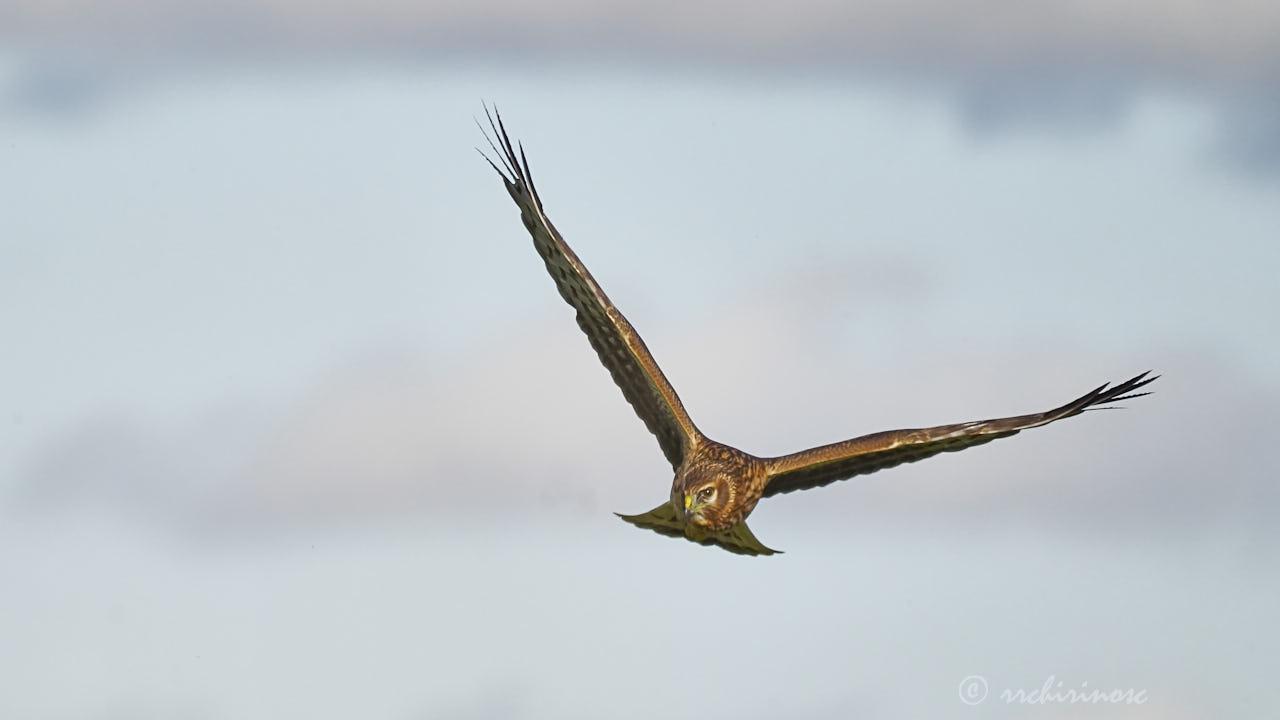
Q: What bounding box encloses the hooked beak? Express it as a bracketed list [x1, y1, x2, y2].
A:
[674, 492, 694, 523]
[682, 493, 705, 524]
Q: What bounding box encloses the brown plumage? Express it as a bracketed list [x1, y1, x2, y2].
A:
[479, 106, 1157, 556]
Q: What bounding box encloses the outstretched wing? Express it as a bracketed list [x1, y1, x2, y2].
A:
[762, 371, 1157, 497]
[479, 106, 703, 468]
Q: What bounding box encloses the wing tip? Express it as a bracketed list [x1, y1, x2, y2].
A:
[1066, 370, 1159, 416]
[476, 101, 521, 181]
[477, 103, 546, 209]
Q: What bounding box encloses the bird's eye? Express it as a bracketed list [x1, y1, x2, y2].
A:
[698, 487, 715, 501]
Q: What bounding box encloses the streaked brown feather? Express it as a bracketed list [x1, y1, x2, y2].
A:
[762, 371, 1157, 497]
[479, 106, 703, 468]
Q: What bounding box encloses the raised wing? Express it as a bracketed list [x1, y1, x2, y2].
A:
[762, 371, 1157, 497]
[479, 107, 703, 468]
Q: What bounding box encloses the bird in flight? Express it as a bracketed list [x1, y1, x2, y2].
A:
[478, 107, 1156, 556]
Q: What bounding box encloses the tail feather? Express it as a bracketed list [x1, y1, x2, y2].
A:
[617, 503, 781, 556]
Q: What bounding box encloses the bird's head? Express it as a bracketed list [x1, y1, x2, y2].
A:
[672, 472, 735, 531]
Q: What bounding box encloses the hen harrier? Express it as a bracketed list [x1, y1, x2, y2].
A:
[479, 107, 1156, 556]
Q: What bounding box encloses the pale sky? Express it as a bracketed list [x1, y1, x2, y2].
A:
[2, 6, 1278, 718]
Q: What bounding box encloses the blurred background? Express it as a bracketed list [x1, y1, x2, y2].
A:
[2, 1, 1278, 718]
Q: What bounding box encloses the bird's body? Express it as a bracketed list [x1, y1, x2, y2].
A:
[479, 107, 1156, 556]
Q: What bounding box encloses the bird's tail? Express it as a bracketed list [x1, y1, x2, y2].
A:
[617, 503, 781, 556]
